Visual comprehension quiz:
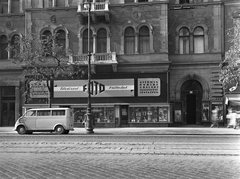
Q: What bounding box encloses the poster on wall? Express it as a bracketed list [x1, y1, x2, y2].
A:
[29, 81, 49, 98]
[202, 101, 210, 122]
[138, 78, 161, 96]
[211, 102, 223, 122]
[174, 101, 182, 122]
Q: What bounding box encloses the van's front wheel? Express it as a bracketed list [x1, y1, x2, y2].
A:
[17, 126, 26, 135]
[55, 125, 65, 134]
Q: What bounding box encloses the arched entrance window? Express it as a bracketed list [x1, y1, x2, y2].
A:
[180, 80, 203, 125]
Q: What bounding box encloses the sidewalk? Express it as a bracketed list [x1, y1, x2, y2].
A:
[1, 126, 240, 135]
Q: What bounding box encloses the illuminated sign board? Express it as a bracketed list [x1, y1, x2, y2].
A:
[138, 78, 161, 96]
[54, 79, 135, 98]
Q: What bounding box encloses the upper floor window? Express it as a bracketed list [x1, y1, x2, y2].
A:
[56, 0, 65, 7]
[179, 27, 190, 54]
[41, 30, 53, 56]
[0, 35, 8, 59]
[83, 29, 93, 54]
[180, 0, 189, 4]
[124, 27, 135, 54]
[125, 0, 148, 3]
[139, 26, 150, 54]
[56, 29, 66, 52]
[0, 0, 8, 14]
[193, 27, 204, 53]
[97, 28, 107, 53]
[10, 34, 20, 58]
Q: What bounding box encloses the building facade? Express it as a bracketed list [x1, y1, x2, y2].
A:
[0, 0, 237, 127]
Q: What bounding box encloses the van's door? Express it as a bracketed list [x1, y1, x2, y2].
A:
[36, 110, 52, 130]
[23, 110, 37, 130]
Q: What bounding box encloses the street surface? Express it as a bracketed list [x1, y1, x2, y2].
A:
[0, 131, 240, 179]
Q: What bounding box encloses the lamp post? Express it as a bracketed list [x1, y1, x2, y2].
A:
[84, 0, 94, 134]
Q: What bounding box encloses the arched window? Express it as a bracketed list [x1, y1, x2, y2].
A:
[193, 27, 204, 53]
[56, 30, 66, 52]
[83, 29, 93, 54]
[97, 28, 107, 53]
[139, 26, 150, 54]
[56, 0, 65, 7]
[10, 34, 20, 58]
[41, 30, 52, 56]
[0, 35, 8, 59]
[179, 27, 190, 54]
[124, 27, 135, 54]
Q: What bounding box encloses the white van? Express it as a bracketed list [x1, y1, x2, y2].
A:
[14, 108, 74, 134]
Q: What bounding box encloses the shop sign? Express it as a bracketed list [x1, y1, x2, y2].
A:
[29, 81, 49, 98]
[54, 79, 134, 98]
[138, 78, 161, 96]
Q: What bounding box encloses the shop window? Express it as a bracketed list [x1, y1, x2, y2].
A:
[10, 34, 20, 58]
[0, 35, 8, 59]
[129, 106, 169, 123]
[97, 28, 107, 53]
[83, 29, 93, 54]
[124, 27, 135, 54]
[139, 26, 150, 54]
[56, 29, 66, 52]
[73, 107, 114, 124]
[179, 27, 190, 54]
[0, 0, 8, 14]
[193, 26, 204, 53]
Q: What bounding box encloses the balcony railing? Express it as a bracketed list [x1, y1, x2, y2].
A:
[77, 1, 109, 12]
[70, 52, 117, 65]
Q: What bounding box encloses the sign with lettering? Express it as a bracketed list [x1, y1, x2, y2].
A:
[138, 78, 161, 96]
[29, 81, 49, 98]
[54, 79, 134, 98]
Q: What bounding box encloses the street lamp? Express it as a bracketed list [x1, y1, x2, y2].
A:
[84, 0, 94, 134]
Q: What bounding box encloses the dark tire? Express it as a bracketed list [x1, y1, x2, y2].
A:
[63, 130, 69, 134]
[17, 126, 26, 135]
[26, 131, 33, 134]
[55, 125, 65, 134]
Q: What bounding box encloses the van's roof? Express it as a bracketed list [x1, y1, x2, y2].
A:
[28, 108, 70, 110]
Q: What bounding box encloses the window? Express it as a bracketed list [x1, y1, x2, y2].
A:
[10, 34, 20, 58]
[12, 0, 20, 13]
[25, 110, 36, 117]
[125, 0, 134, 3]
[97, 28, 107, 53]
[179, 27, 190, 54]
[139, 26, 150, 54]
[138, 0, 148, 2]
[52, 110, 65, 116]
[56, 30, 66, 52]
[193, 27, 204, 53]
[180, 0, 189, 4]
[0, 0, 8, 14]
[83, 29, 93, 54]
[0, 35, 8, 59]
[124, 27, 135, 54]
[37, 110, 51, 116]
[41, 30, 52, 56]
[56, 0, 65, 7]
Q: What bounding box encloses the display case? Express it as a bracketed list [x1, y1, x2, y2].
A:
[202, 101, 210, 122]
[174, 101, 182, 122]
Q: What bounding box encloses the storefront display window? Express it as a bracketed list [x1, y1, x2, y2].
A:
[211, 102, 223, 122]
[130, 106, 169, 122]
[73, 107, 114, 123]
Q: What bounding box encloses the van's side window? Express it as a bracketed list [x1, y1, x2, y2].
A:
[37, 110, 51, 116]
[52, 110, 65, 116]
[25, 110, 36, 116]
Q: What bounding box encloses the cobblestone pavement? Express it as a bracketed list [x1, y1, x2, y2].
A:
[0, 153, 240, 179]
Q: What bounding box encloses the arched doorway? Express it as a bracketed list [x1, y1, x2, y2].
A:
[181, 80, 203, 125]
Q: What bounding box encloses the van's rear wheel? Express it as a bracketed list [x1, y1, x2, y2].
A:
[17, 126, 26, 135]
[55, 125, 65, 134]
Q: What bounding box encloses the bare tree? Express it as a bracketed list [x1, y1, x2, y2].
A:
[8, 33, 84, 107]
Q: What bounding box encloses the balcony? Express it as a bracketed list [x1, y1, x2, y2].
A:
[69, 52, 117, 72]
[77, 1, 110, 24]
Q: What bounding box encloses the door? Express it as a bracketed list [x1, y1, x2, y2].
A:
[120, 105, 128, 127]
[186, 94, 196, 124]
[1, 101, 15, 126]
[23, 110, 37, 130]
